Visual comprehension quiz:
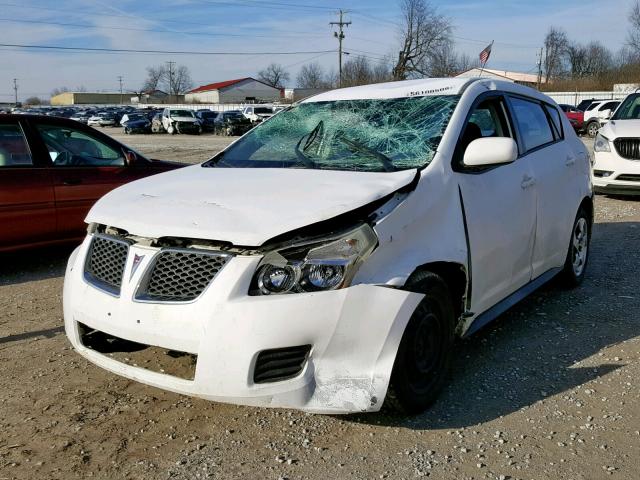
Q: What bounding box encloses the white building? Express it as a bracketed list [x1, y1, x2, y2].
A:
[456, 68, 542, 87]
[185, 77, 281, 104]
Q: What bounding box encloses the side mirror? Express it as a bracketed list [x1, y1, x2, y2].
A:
[124, 150, 137, 166]
[602, 110, 612, 119]
[463, 137, 518, 167]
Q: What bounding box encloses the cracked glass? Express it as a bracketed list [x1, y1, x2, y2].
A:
[204, 95, 460, 172]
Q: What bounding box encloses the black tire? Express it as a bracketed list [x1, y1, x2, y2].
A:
[558, 207, 591, 287]
[586, 121, 599, 137]
[385, 272, 455, 414]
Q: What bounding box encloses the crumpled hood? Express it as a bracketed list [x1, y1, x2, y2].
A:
[86, 165, 416, 246]
[601, 119, 640, 139]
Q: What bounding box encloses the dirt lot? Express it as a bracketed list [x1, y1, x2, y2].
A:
[1, 133, 639, 480]
[111, 131, 235, 164]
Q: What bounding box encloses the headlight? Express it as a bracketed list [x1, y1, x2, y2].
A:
[251, 224, 378, 295]
[594, 133, 611, 152]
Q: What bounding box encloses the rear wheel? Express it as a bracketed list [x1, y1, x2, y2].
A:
[385, 272, 455, 414]
[558, 207, 591, 287]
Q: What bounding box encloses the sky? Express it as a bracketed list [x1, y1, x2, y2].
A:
[0, 0, 635, 101]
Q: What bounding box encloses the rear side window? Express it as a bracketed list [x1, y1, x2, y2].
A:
[544, 104, 564, 140]
[0, 123, 33, 167]
[509, 97, 554, 152]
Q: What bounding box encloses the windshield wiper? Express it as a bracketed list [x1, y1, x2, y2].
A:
[294, 120, 324, 168]
[335, 134, 395, 172]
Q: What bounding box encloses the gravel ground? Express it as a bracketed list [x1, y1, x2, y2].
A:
[1, 133, 639, 480]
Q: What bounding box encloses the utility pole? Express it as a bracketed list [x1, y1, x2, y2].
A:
[166, 61, 176, 102]
[117, 75, 123, 104]
[536, 47, 543, 89]
[13, 78, 18, 105]
[330, 10, 351, 88]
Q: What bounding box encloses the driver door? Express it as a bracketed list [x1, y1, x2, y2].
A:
[455, 94, 537, 315]
[31, 121, 135, 239]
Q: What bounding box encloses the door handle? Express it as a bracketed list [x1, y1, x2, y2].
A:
[521, 174, 536, 189]
[565, 155, 576, 166]
[62, 178, 82, 186]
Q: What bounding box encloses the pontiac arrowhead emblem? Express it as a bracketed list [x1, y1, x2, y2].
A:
[130, 254, 145, 280]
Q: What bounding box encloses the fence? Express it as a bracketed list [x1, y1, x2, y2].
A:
[136, 103, 282, 112]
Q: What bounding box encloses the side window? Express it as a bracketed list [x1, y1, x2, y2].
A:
[35, 124, 124, 167]
[544, 104, 564, 140]
[455, 96, 513, 167]
[0, 123, 33, 167]
[509, 97, 554, 152]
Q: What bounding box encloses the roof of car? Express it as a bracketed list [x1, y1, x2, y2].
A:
[302, 77, 546, 103]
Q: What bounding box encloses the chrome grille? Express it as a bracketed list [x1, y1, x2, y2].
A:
[136, 249, 230, 302]
[613, 138, 640, 160]
[84, 234, 131, 295]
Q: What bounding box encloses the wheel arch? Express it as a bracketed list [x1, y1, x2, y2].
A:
[403, 261, 469, 335]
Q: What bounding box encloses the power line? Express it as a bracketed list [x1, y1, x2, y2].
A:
[0, 43, 335, 56]
[0, 2, 327, 35]
[0, 17, 327, 39]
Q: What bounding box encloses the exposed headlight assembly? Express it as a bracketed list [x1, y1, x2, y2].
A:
[251, 224, 378, 295]
[594, 133, 611, 152]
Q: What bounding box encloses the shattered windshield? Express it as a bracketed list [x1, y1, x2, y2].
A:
[612, 94, 640, 120]
[204, 95, 459, 172]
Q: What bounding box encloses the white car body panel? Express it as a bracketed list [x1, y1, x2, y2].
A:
[64, 77, 592, 413]
[593, 118, 640, 194]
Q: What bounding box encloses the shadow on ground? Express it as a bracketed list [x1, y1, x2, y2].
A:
[348, 220, 640, 429]
[0, 244, 75, 286]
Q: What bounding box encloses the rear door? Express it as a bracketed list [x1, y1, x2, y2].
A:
[0, 118, 56, 250]
[508, 97, 580, 276]
[29, 120, 141, 239]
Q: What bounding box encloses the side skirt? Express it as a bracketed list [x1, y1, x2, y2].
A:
[462, 267, 562, 338]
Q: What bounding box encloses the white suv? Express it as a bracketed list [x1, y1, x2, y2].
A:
[593, 92, 640, 195]
[583, 100, 620, 137]
[64, 78, 592, 414]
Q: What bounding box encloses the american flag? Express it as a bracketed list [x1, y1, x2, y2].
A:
[479, 42, 493, 65]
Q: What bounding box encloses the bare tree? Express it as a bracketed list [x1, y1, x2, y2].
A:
[168, 65, 193, 97]
[143, 66, 166, 92]
[340, 56, 392, 87]
[141, 64, 193, 101]
[566, 41, 612, 78]
[392, 0, 453, 80]
[296, 62, 327, 88]
[543, 26, 568, 82]
[51, 86, 69, 96]
[628, 1, 640, 54]
[25, 96, 43, 105]
[257, 63, 290, 88]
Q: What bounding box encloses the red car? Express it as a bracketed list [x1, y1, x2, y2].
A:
[559, 104, 585, 133]
[0, 114, 183, 252]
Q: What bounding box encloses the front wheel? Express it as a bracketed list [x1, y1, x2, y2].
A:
[385, 272, 455, 414]
[586, 121, 599, 137]
[558, 207, 591, 287]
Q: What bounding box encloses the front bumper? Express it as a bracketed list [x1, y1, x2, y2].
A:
[63, 237, 423, 413]
[592, 150, 640, 194]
